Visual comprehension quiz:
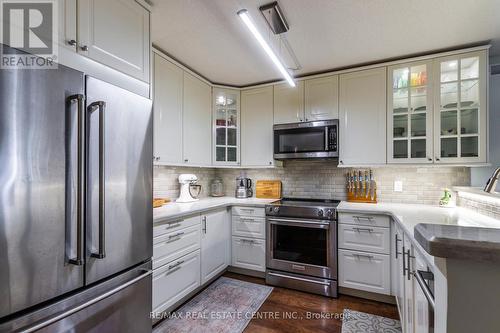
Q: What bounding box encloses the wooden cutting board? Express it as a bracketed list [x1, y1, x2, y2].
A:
[256, 180, 282, 199]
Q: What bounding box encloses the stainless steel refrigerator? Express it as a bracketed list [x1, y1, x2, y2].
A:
[0, 46, 153, 332]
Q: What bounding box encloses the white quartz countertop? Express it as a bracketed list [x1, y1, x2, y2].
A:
[153, 197, 276, 224]
[337, 201, 500, 262]
[337, 202, 500, 237]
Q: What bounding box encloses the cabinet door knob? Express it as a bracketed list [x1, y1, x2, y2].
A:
[269, 161, 272, 165]
[184, 159, 188, 163]
[339, 160, 343, 165]
[435, 157, 440, 161]
[80, 45, 89, 52]
[67, 39, 77, 46]
[427, 157, 432, 161]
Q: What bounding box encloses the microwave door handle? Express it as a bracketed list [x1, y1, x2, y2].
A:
[325, 126, 329, 151]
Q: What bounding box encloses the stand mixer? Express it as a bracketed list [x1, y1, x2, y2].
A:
[177, 174, 202, 203]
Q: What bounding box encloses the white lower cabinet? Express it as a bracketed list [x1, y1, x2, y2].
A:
[231, 237, 266, 272]
[152, 250, 201, 314]
[403, 236, 415, 333]
[152, 224, 200, 270]
[413, 248, 431, 333]
[232, 215, 266, 239]
[338, 224, 390, 254]
[201, 209, 230, 284]
[392, 222, 405, 324]
[338, 249, 391, 295]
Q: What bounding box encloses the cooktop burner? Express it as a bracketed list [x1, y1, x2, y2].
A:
[266, 197, 340, 220]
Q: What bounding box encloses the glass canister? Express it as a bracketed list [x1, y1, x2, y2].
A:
[210, 178, 224, 197]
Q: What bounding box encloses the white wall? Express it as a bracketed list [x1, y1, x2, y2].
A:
[471, 55, 500, 188]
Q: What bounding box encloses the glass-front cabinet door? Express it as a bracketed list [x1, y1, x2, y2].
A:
[434, 51, 487, 163]
[213, 88, 240, 165]
[388, 61, 434, 163]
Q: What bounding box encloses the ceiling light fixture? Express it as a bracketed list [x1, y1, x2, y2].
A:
[237, 9, 295, 87]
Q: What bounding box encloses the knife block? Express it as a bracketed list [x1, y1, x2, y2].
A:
[346, 169, 377, 203]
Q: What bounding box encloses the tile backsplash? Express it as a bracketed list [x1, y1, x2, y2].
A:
[154, 160, 470, 205]
[456, 191, 500, 220]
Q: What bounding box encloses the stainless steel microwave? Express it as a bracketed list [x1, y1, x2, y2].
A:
[273, 119, 338, 159]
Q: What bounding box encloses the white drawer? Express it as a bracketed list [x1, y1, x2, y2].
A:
[338, 249, 391, 295]
[153, 224, 200, 270]
[338, 224, 391, 254]
[231, 206, 265, 218]
[232, 215, 266, 239]
[153, 215, 201, 238]
[339, 212, 390, 228]
[231, 237, 266, 272]
[152, 250, 201, 314]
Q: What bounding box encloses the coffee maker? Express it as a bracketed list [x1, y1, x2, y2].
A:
[235, 177, 252, 198]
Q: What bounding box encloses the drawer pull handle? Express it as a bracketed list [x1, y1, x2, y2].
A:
[166, 222, 182, 229]
[168, 231, 185, 240]
[353, 227, 373, 233]
[240, 218, 256, 222]
[240, 208, 254, 212]
[168, 260, 184, 270]
[353, 215, 374, 221]
[240, 239, 256, 244]
[353, 253, 374, 260]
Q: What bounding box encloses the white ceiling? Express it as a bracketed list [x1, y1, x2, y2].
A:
[151, 0, 500, 86]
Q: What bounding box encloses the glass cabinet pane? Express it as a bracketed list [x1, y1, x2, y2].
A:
[227, 147, 237, 161]
[440, 111, 457, 135]
[461, 57, 479, 80]
[410, 65, 427, 86]
[461, 137, 478, 157]
[441, 61, 458, 82]
[227, 109, 237, 127]
[394, 140, 408, 159]
[411, 113, 426, 137]
[441, 138, 457, 157]
[216, 147, 226, 161]
[393, 89, 409, 113]
[460, 80, 479, 107]
[411, 87, 427, 112]
[394, 115, 408, 138]
[411, 139, 426, 158]
[216, 109, 226, 126]
[441, 83, 458, 109]
[216, 128, 226, 145]
[227, 128, 237, 146]
[460, 109, 478, 134]
[393, 68, 409, 89]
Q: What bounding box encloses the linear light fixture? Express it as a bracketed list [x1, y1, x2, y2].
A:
[237, 9, 295, 87]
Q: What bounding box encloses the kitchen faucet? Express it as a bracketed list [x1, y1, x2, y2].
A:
[484, 167, 500, 193]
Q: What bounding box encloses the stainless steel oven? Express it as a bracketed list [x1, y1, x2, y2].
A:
[265, 198, 339, 297]
[273, 119, 338, 159]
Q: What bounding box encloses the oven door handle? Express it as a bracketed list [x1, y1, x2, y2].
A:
[267, 272, 331, 286]
[268, 218, 330, 229]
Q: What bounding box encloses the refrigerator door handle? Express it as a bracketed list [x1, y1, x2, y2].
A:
[88, 101, 106, 259]
[67, 94, 85, 266]
[20, 268, 152, 333]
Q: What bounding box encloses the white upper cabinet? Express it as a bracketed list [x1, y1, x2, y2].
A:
[273, 81, 305, 124]
[58, 0, 77, 51]
[305, 75, 339, 121]
[433, 50, 487, 164]
[213, 88, 240, 166]
[388, 60, 434, 163]
[77, 0, 150, 82]
[183, 72, 212, 166]
[241, 86, 275, 167]
[339, 68, 387, 166]
[153, 53, 183, 165]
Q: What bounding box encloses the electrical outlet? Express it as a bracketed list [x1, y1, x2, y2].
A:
[394, 180, 403, 192]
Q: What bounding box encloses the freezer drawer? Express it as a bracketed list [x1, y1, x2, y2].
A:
[152, 250, 201, 315]
[153, 224, 201, 270]
[0, 262, 152, 333]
